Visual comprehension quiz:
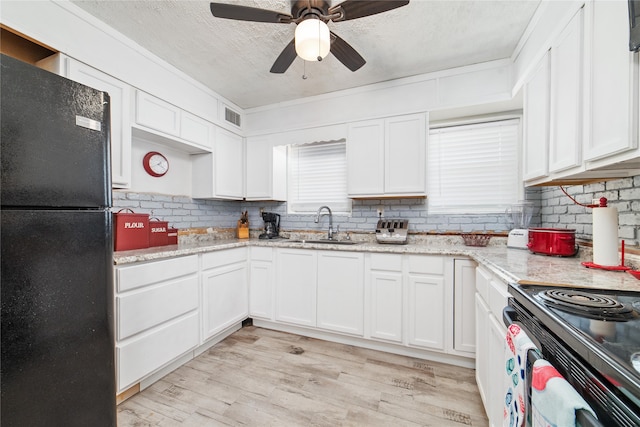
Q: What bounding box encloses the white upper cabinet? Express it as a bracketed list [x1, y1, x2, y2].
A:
[522, 2, 640, 185]
[135, 90, 180, 136]
[192, 127, 245, 200]
[523, 51, 551, 181]
[584, 0, 638, 163]
[347, 119, 385, 195]
[36, 54, 132, 189]
[347, 113, 427, 198]
[549, 7, 584, 173]
[133, 90, 213, 153]
[180, 111, 212, 149]
[385, 114, 427, 194]
[245, 135, 287, 201]
[214, 127, 244, 199]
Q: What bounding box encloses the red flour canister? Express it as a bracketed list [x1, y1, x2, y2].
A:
[114, 209, 150, 251]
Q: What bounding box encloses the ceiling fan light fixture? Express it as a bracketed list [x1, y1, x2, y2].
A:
[295, 18, 330, 62]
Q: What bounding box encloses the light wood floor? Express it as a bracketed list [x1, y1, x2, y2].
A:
[118, 326, 489, 426]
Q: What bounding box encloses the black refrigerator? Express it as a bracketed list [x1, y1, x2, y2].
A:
[1, 54, 116, 426]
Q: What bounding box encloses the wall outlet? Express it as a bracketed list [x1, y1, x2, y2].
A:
[377, 206, 384, 218]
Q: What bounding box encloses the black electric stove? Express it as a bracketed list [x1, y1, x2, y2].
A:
[507, 283, 640, 426]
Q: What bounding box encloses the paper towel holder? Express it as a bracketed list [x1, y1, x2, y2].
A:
[582, 240, 631, 271]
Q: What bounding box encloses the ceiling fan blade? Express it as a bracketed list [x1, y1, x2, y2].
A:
[329, 0, 409, 22]
[270, 39, 297, 74]
[330, 32, 365, 72]
[210, 2, 293, 23]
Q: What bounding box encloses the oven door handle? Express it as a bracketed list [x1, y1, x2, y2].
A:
[503, 305, 518, 327]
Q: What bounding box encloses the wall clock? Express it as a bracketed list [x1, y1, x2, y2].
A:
[142, 151, 169, 177]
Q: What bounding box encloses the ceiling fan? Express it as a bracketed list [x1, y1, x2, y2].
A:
[209, 0, 410, 74]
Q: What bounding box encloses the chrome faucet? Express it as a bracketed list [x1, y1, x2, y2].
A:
[314, 205, 333, 240]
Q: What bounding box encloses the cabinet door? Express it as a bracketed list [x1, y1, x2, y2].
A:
[275, 249, 317, 327]
[523, 52, 550, 181]
[488, 313, 507, 427]
[135, 90, 180, 136]
[249, 260, 273, 319]
[214, 127, 244, 199]
[245, 136, 286, 201]
[549, 8, 584, 173]
[201, 262, 248, 341]
[407, 274, 445, 350]
[453, 259, 476, 355]
[67, 61, 132, 188]
[347, 119, 385, 196]
[181, 111, 212, 149]
[585, 0, 637, 161]
[317, 251, 364, 336]
[385, 113, 426, 195]
[369, 270, 403, 342]
[474, 293, 490, 413]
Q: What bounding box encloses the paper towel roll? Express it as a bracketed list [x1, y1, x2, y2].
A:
[593, 207, 619, 266]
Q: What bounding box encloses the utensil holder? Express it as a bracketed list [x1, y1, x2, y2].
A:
[237, 220, 249, 239]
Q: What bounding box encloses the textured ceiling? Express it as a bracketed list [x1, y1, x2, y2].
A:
[71, 0, 541, 109]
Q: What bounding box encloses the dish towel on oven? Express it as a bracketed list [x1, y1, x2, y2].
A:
[504, 323, 537, 427]
[531, 359, 597, 427]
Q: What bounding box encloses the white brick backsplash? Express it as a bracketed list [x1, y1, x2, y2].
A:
[113, 174, 637, 244]
[540, 174, 639, 245]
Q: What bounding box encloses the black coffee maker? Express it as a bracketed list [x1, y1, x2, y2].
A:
[259, 212, 280, 239]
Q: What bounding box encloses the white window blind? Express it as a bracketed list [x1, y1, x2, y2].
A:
[428, 119, 520, 214]
[288, 141, 351, 214]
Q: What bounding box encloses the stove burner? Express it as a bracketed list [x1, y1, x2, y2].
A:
[537, 289, 636, 321]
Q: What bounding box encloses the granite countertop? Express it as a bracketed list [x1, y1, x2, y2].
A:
[113, 238, 640, 292]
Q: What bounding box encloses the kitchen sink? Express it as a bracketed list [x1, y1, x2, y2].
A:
[289, 239, 360, 245]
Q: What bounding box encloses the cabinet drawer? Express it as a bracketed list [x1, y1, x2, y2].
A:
[117, 275, 198, 340]
[475, 267, 491, 302]
[488, 279, 511, 318]
[116, 255, 198, 292]
[251, 246, 273, 262]
[370, 253, 402, 271]
[407, 255, 445, 275]
[202, 247, 247, 270]
[117, 312, 198, 392]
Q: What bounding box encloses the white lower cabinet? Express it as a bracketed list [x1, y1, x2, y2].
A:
[249, 247, 274, 320]
[201, 248, 248, 342]
[275, 249, 317, 327]
[453, 259, 477, 355]
[474, 293, 490, 410]
[487, 311, 508, 427]
[116, 247, 482, 397]
[115, 255, 199, 393]
[274, 248, 365, 336]
[407, 255, 446, 351]
[367, 254, 403, 343]
[475, 265, 510, 426]
[317, 251, 364, 336]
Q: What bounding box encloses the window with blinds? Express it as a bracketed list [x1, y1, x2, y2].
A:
[287, 140, 351, 214]
[427, 119, 521, 214]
